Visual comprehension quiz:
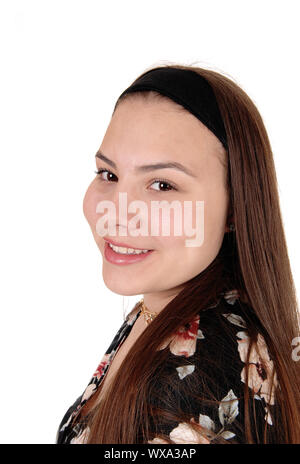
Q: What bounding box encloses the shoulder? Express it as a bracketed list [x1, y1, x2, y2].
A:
[149, 289, 280, 444]
[196, 289, 278, 402]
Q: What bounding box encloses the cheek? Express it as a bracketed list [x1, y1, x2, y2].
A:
[204, 191, 228, 237]
[200, 190, 229, 264]
[175, 190, 229, 271]
[83, 181, 101, 228]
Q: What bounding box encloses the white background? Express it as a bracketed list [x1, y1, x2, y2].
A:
[0, 0, 299, 444]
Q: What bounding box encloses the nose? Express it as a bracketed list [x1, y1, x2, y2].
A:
[107, 182, 147, 237]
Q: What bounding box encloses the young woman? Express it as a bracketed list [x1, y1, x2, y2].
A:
[56, 64, 300, 444]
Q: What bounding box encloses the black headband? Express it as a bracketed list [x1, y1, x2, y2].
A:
[114, 66, 228, 150]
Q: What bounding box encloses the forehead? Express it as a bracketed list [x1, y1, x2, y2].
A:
[102, 96, 227, 174]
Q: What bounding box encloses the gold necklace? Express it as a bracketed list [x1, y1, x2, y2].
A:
[139, 298, 158, 325]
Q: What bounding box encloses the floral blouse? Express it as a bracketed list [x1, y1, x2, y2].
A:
[56, 289, 280, 444]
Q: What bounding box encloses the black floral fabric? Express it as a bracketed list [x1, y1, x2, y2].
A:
[56, 289, 280, 444]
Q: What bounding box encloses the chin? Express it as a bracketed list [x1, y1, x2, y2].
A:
[102, 271, 141, 297]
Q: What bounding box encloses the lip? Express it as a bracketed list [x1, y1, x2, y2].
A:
[103, 237, 153, 251]
[104, 241, 155, 265]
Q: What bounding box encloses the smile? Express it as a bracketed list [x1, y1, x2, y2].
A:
[108, 242, 150, 255]
[104, 241, 155, 265]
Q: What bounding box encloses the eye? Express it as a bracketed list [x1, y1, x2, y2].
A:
[150, 179, 177, 192]
[94, 168, 177, 192]
[94, 168, 117, 182]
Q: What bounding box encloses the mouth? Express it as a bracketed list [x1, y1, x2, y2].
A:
[103, 239, 155, 265]
[103, 237, 154, 254]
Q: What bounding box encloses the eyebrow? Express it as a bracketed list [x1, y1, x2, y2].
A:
[95, 150, 197, 178]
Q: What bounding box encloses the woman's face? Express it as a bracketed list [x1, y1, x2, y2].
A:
[83, 96, 229, 309]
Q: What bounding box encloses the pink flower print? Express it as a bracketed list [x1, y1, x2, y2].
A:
[264, 405, 273, 425]
[159, 316, 200, 357]
[70, 426, 90, 444]
[148, 419, 211, 444]
[148, 437, 169, 444]
[92, 353, 111, 380]
[81, 383, 97, 403]
[169, 420, 211, 444]
[126, 305, 141, 325]
[223, 289, 240, 305]
[176, 364, 195, 379]
[236, 331, 278, 405]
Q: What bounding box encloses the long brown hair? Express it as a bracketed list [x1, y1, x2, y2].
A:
[78, 64, 300, 443]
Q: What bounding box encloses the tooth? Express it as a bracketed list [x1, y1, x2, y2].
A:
[109, 242, 150, 254]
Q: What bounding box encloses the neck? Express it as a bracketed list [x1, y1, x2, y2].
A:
[142, 286, 183, 315]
